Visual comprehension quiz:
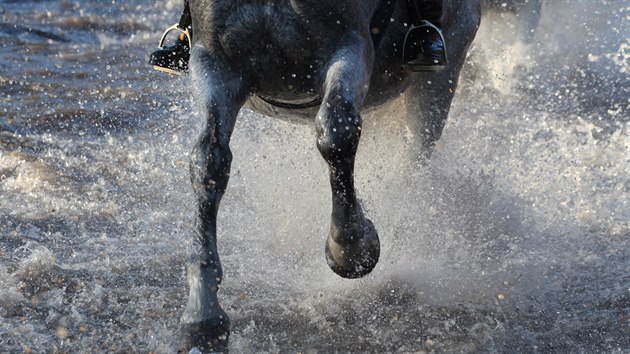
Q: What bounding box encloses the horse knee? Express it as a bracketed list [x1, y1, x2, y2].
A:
[315, 99, 362, 161]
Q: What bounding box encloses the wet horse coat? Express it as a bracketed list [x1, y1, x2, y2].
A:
[178, 0, 480, 351]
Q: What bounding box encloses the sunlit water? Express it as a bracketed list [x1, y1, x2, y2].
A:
[1, 0, 628, 352]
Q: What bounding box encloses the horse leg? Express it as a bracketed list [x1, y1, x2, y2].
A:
[179, 46, 249, 353]
[316, 33, 380, 279]
[404, 2, 481, 161]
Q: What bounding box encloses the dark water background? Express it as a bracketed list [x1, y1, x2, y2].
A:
[1, 0, 628, 352]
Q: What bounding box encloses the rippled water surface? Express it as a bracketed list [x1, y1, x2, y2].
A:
[1, 0, 628, 352]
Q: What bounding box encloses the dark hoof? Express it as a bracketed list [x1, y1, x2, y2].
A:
[325, 218, 380, 279]
[178, 317, 230, 353]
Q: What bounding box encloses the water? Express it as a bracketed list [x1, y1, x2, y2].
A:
[1, 0, 628, 352]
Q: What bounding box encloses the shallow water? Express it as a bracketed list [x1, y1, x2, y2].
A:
[1, 0, 629, 353]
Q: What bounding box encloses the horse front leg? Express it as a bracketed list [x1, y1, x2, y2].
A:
[316, 32, 380, 279]
[179, 46, 250, 353]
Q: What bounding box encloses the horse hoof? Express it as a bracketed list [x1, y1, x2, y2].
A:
[178, 316, 230, 353]
[325, 218, 380, 278]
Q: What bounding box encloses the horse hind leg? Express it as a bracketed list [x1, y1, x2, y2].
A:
[179, 46, 250, 353]
[316, 33, 380, 279]
[404, 2, 481, 162]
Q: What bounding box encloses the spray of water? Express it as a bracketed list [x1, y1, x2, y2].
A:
[0, 0, 628, 352]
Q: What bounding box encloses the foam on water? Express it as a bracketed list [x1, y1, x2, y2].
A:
[1, 0, 628, 352]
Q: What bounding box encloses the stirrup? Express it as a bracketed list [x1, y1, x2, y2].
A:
[158, 23, 192, 49]
[151, 24, 192, 75]
[402, 20, 448, 72]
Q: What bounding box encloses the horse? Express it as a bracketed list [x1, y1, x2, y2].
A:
[175, 0, 480, 351]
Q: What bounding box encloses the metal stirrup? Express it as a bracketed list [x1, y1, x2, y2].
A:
[158, 23, 192, 49]
[402, 20, 448, 64]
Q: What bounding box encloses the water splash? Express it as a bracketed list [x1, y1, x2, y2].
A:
[1, 0, 628, 352]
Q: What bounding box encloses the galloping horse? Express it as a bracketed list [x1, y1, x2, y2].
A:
[177, 0, 480, 351]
